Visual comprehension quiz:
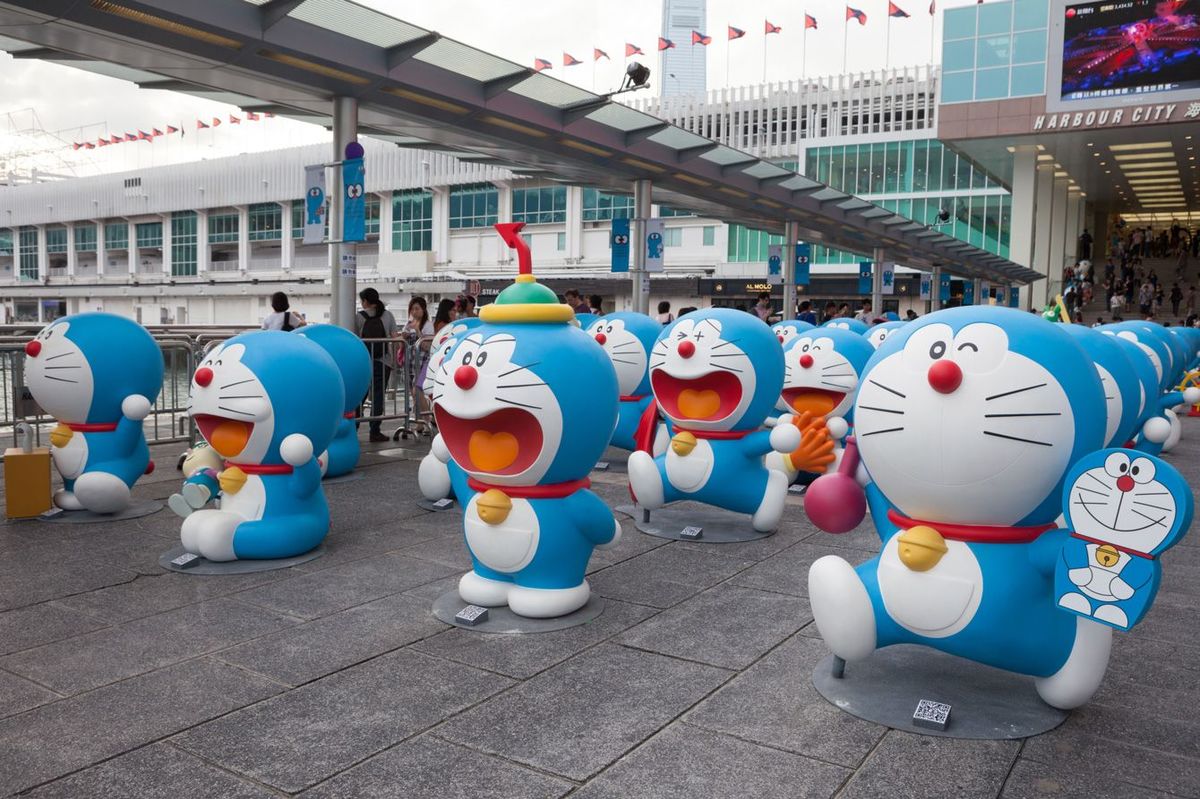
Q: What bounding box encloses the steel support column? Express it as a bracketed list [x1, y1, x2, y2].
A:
[871, 247, 884, 317]
[631, 179, 652, 315]
[783, 220, 800, 321]
[931, 266, 942, 311]
[331, 96, 358, 330]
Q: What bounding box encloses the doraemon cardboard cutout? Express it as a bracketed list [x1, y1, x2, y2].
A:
[25, 312, 163, 514]
[296, 324, 372, 478]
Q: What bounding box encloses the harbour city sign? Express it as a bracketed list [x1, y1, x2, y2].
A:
[1033, 102, 1200, 131]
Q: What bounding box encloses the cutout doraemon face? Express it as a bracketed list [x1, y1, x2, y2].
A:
[650, 308, 782, 432]
[588, 313, 658, 397]
[432, 331, 563, 485]
[190, 343, 275, 464]
[778, 328, 875, 420]
[771, 320, 815, 347]
[855, 307, 1105, 526]
[821, 318, 869, 335]
[1065, 450, 1191, 556]
[25, 321, 92, 422]
[866, 321, 905, 350]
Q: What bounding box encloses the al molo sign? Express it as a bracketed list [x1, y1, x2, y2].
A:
[1033, 102, 1193, 131]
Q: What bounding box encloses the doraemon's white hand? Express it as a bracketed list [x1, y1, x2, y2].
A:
[1143, 417, 1171, 444]
[769, 423, 802, 453]
[1184, 387, 1200, 406]
[280, 433, 314, 466]
[121, 394, 152, 421]
[1068, 567, 1091, 587]
[826, 417, 849, 440]
[430, 434, 451, 463]
[772, 413, 795, 429]
[1111, 578, 1135, 601]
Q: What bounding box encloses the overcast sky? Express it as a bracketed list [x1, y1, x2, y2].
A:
[1, 0, 980, 179]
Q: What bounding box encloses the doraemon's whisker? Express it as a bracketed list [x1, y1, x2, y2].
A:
[217, 405, 256, 417]
[497, 362, 539, 378]
[1129, 508, 1166, 527]
[982, 412, 1063, 418]
[1075, 486, 1109, 497]
[218, 394, 264, 400]
[711, 364, 743, 373]
[478, 337, 516, 348]
[611, 358, 639, 365]
[431, 393, 442, 401]
[860, 427, 903, 436]
[1104, 395, 1115, 401]
[44, 365, 81, 370]
[858, 405, 904, 415]
[868, 379, 906, 398]
[710, 339, 741, 350]
[1133, 500, 1173, 512]
[45, 352, 75, 361]
[496, 396, 542, 410]
[609, 344, 639, 352]
[710, 352, 747, 358]
[983, 430, 1053, 447]
[1134, 490, 1169, 496]
[820, 381, 851, 389]
[496, 382, 547, 389]
[43, 376, 78, 384]
[985, 383, 1046, 402]
[820, 372, 855, 378]
[220, 379, 255, 390]
[1085, 473, 1111, 490]
[1072, 499, 1107, 507]
[653, 341, 670, 350]
[649, 360, 666, 369]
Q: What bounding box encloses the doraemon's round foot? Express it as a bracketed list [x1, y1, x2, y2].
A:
[458, 570, 511, 607]
[627, 451, 664, 509]
[1034, 617, 1112, 710]
[508, 581, 590, 619]
[763, 450, 800, 484]
[1093, 605, 1129, 628]
[1057, 592, 1092, 616]
[751, 469, 789, 533]
[809, 555, 877, 662]
[54, 489, 84, 512]
[180, 509, 239, 562]
[72, 472, 132, 515]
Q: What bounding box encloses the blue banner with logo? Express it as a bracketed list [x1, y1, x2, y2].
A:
[919, 275, 932, 300]
[962, 280, 975, 306]
[1009, 286, 1021, 308]
[341, 156, 366, 242]
[938, 273, 952, 302]
[858, 263, 873, 295]
[610, 218, 630, 272]
[767, 244, 782, 284]
[794, 243, 811, 286]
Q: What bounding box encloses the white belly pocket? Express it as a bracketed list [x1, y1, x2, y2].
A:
[464, 497, 540, 573]
[52, 434, 89, 480]
[878, 535, 983, 639]
[665, 439, 716, 494]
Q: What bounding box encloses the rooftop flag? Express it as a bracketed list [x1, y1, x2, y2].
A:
[690, 31, 711, 45]
[212, 117, 222, 127]
[625, 42, 643, 56]
[246, 111, 260, 121]
[166, 125, 179, 134]
[805, 13, 819, 29]
[728, 25, 745, 40]
[765, 20, 782, 34]
[125, 132, 137, 142]
[72, 142, 82, 151]
[658, 37, 676, 50]
[152, 128, 164, 137]
[847, 6, 868, 25]
[229, 114, 241, 124]
[137, 130, 152, 142]
[98, 138, 110, 147]
[533, 57, 552, 71]
[83, 142, 95, 149]
[929, 0, 936, 13]
[196, 119, 209, 130]
[888, 2, 910, 17]
[594, 47, 610, 61]
[563, 52, 582, 66]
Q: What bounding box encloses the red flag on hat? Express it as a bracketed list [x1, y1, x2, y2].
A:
[805, 13, 819, 30]
[846, 6, 868, 25]
[625, 42, 643, 57]
[659, 37, 676, 50]
[594, 47, 609, 61]
[563, 52, 582, 66]
[765, 20, 782, 34]
[728, 26, 745, 40]
[690, 31, 710, 45]
[533, 57, 552, 71]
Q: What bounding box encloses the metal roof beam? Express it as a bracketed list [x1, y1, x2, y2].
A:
[625, 123, 671, 147]
[386, 32, 440, 71]
[259, 0, 307, 30]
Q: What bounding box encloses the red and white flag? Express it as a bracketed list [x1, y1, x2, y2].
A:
[691, 30, 711, 46]
[728, 26, 746, 40]
[533, 57, 552, 71]
[563, 52, 582, 66]
[196, 119, 209, 130]
[594, 47, 609, 61]
[765, 20, 782, 34]
[625, 42, 643, 57]
[229, 115, 241, 124]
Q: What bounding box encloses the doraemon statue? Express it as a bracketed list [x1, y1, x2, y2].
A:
[822, 318, 869, 336]
[626, 308, 802, 533]
[296, 324, 371, 478]
[179, 331, 343, 561]
[1055, 449, 1192, 630]
[771, 320, 815, 347]
[573, 312, 598, 332]
[419, 223, 620, 618]
[586, 312, 661, 452]
[424, 318, 482, 401]
[1060, 325, 1142, 448]
[865, 321, 905, 350]
[1100, 323, 1200, 453]
[807, 307, 1115, 709]
[24, 312, 163, 514]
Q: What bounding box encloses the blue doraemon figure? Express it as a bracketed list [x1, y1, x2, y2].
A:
[419, 317, 481, 503]
[1061, 325, 1142, 448]
[626, 308, 802, 533]
[179, 331, 343, 561]
[766, 327, 875, 483]
[1100, 323, 1200, 454]
[1055, 449, 1192, 631]
[646, 231, 663, 260]
[25, 313, 163, 514]
[419, 223, 620, 618]
[296, 324, 371, 478]
[305, 185, 325, 225]
[573, 312, 598, 332]
[865, 321, 905, 350]
[807, 307, 1116, 709]
[585, 312, 662, 451]
[771, 320, 815, 348]
[822, 317, 869, 336]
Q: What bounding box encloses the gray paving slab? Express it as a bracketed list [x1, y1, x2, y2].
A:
[403, 572, 463, 602]
[0, 601, 107, 656]
[398, 530, 474, 568]
[232, 552, 459, 620]
[436, 643, 731, 781]
[671, 520, 807, 561]
[618, 583, 810, 670]
[838, 730, 1019, 799]
[572, 722, 849, 799]
[586, 519, 672, 573]
[803, 520, 883, 553]
[216, 592, 447, 686]
[1129, 589, 1200, 648]
[0, 668, 60, 718]
[0, 554, 139, 612]
[0, 657, 283, 796]
[413, 598, 656, 679]
[293, 526, 435, 573]
[0, 596, 297, 695]
[1001, 756, 1174, 799]
[588, 544, 755, 608]
[685, 633, 885, 768]
[56, 569, 288, 623]
[729, 540, 875, 597]
[300, 735, 572, 799]
[173, 648, 512, 794]
[24, 743, 277, 799]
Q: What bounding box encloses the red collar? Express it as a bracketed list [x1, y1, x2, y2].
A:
[619, 395, 647, 403]
[65, 422, 118, 432]
[343, 411, 356, 419]
[225, 461, 294, 475]
[887, 509, 1055, 544]
[1071, 532, 1152, 560]
[467, 477, 590, 498]
[680, 428, 753, 440]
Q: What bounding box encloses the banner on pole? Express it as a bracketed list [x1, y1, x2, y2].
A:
[919, 275, 932, 300]
[881, 264, 895, 295]
[767, 244, 783, 285]
[341, 156, 366, 243]
[303, 165, 326, 245]
[858, 262, 873, 295]
[1009, 286, 1021, 308]
[610, 218, 630, 273]
[962, 280, 975, 306]
[980, 281, 991, 304]
[794, 243, 811, 286]
[938, 273, 952, 302]
[645, 218, 665, 273]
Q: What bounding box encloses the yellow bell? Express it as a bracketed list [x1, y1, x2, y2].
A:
[477, 488, 513, 526]
[897, 525, 948, 572]
[1095, 544, 1120, 568]
[670, 430, 698, 456]
[218, 466, 247, 495]
[48, 423, 74, 448]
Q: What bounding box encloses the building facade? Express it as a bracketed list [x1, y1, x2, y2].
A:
[660, 0, 707, 99]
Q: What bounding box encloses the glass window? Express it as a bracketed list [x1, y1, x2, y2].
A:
[135, 221, 162, 248]
[449, 184, 499, 229]
[815, 147, 831, 184]
[898, 141, 914, 193]
[582, 188, 634, 221]
[208, 213, 239, 244]
[828, 146, 846, 192]
[884, 141, 901, 194]
[658, 206, 696, 217]
[45, 227, 67, 254]
[105, 222, 128, 250]
[999, 195, 1012, 255]
[556, 232, 566, 251]
[0, 229, 11, 255]
[248, 203, 281, 241]
[869, 143, 886, 194]
[975, 67, 1010, 100]
[1010, 63, 1045, 97]
[943, 6, 977, 40]
[976, 35, 1011, 68]
[912, 140, 929, 193]
[1013, 0, 1048, 30]
[392, 189, 433, 252]
[977, 1, 1013, 35]
[726, 224, 782, 262]
[943, 39, 975, 72]
[512, 185, 566, 225]
[927, 142, 944, 190]
[74, 224, 96, 252]
[941, 71, 974, 103]
[804, 150, 819, 179]
[664, 228, 682, 247]
[702, 225, 715, 247]
[171, 211, 197, 277]
[365, 195, 381, 236]
[1011, 30, 1045, 64]
[18, 227, 37, 280]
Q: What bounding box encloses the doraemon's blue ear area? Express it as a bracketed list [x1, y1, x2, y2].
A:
[821, 318, 869, 336]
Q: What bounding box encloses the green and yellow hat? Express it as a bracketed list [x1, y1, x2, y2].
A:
[481, 222, 574, 324]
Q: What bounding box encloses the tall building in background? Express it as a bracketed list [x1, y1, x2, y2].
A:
[660, 0, 706, 98]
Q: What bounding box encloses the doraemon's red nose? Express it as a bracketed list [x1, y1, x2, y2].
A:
[595, 333, 607, 345]
[24, 340, 40, 358]
[1117, 475, 1135, 493]
[454, 364, 478, 390]
[927, 360, 962, 394]
[777, 335, 785, 343]
[799, 354, 814, 369]
[678, 340, 696, 358]
[194, 367, 213, 387]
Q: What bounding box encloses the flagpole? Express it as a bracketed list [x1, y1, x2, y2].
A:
[843, 16, 849, 74]
[886, 17, 892, 71]
[762, 30, 768, 84]
[803, 27, 808, 79]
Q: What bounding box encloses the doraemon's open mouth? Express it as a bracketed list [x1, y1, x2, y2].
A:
[194, 414, 253, 458]
[651, 370, 742, 422]
[781, 388, 845, 417]
[435, 406, 543, 476]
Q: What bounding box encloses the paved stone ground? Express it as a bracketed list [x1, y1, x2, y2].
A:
[1, 425, 1198, 798]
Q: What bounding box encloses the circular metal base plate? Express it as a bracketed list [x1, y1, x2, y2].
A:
[431, 589, 605, 633]
[812, 645, 1068, 740]
[40, 499, 163, 524]
[158, 544, 325, 575]
[630, 503, 775, 543]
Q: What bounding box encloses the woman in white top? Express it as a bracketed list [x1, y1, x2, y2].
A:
[261, 292, 306, 331]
